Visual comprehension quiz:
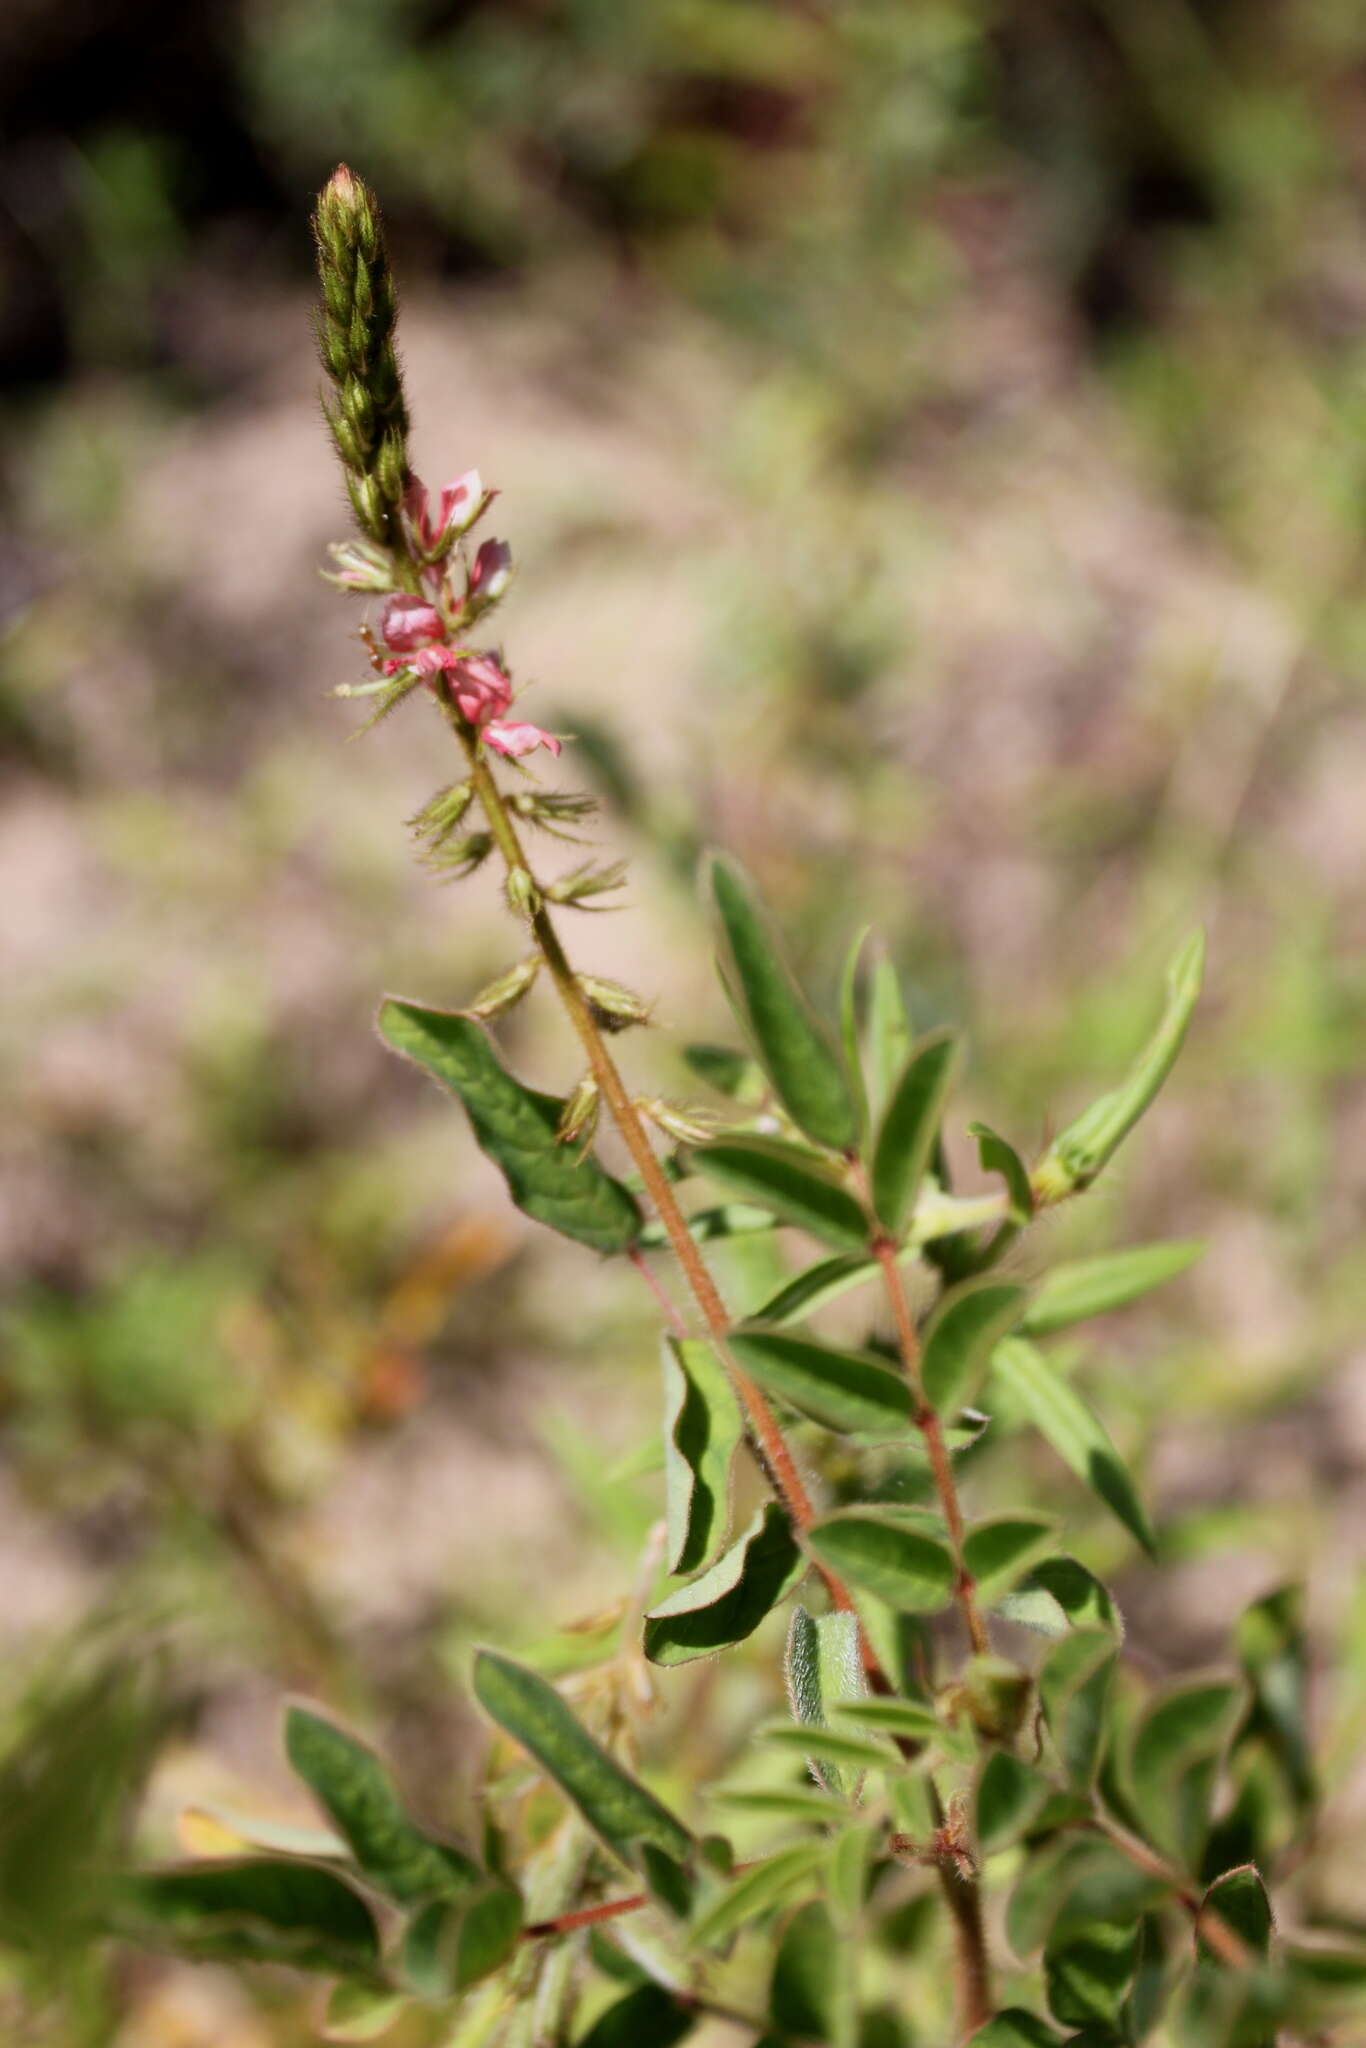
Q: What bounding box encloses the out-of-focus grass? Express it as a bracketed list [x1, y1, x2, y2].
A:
[3, 1, 1366, 2035]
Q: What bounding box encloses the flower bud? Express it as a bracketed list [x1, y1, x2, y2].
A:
[408, 781, 475, 847]
[557, 1074, 601, 1147]
[468, 537, 513, 605]
[465, 956, 540, 1021]
[505, 866, 542, 919]
[545, 859, 628, 907]
[577, 974, 651, 1033]
[322, 540, 396, 593]
[637, 1099, 724, 1146]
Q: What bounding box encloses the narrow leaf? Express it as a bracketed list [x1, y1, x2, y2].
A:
[323, 1984, 410, 2041]
[992, 1338, 1156, 1557]
[693, 1137, 867, 1250]
[1034, 931, 1204, 1199]
[997, 1556, 1122, 1639]
[753, 1252, 879, 1327]
[839, 925, 872, 1139]
[117, 1858, 380, 1975]
[378, 1001, 640, 1253]
[1023, 1242, 1204, 1337]
[1236, 1584, 1314, 1807]
[285, 1706, 478, 1906]
[964, 1516, 1057, 1607]
[760, 1724, 898, 1773]
[472, 1652, 692, 1870]
[837, 1699, 942, 1745]
[866, 955, 913, 1126]
[784, 1606, 870, 1795]
[644, 1505, 803, 1667]
[806, 1512, 955, 1613]
[1039, 1630, 1118, 1789]
[661, 1337, 743, 1576]
[705, 854, 858, 1152]
[729, 1327, 912, 1438]
[682, 1042, 767, 1105]
[921, 1281, 1026, 1414]
[872, 1031, 960, 1235]
[689, 1840, 825, 1949]
[771, 1899, 852, 2046]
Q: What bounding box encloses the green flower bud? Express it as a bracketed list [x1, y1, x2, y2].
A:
[577, 973, 651, 1033]
[505, 866, 542, 920]
[465, 957, 540, 1022]
[557, 1074, 601, 1147]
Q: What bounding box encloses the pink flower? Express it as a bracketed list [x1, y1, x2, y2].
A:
[403, 470, 485, 553]
[448, 651, 513, 724]
[380, 593, 443, 652]
[469, 538, 513, 602]
[485, 720, 562, 759]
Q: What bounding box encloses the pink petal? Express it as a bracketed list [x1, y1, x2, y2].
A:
[449, 651, 513, 723]
[484, 720, 562, 759]
[469, 537, 513, 599]
[380, 593, 443, 652]
[436, 469, 483, 536]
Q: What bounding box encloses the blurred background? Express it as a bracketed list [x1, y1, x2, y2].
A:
[3, 1, 1366, 2040]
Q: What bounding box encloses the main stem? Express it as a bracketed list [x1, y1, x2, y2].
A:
[461, 745, 827, 1556]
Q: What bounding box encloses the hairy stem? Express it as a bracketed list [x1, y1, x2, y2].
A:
[458, 740, 861, 1608]
[869, 1234, 989, 1657]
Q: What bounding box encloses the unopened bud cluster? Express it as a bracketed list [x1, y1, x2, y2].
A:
[312, 167, 411, 548]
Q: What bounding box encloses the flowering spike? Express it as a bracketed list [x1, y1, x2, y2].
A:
[312, 165, 411, 550]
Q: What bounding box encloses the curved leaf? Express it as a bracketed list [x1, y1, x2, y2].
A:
[1039, 1629, 1119, 1789]
[729, 1326, 912, 1438]
[1023, 1242, 1204, 1337]
[706, 854, 858, 1152]
[644, 1505, 803, 1666]
[976, 1751, 1052, 1855]
[1034, 931, 1204, 1200]
[472, 1651, 692, 1870]
[1130, 1678, 1246, 1865]
[872, 1030, 960, 1235]
[661, 1337, 743, 1576]
[970, 1122, 1034, 1224]
[378, 1001, 640, 1253]
[689, 1840, 826, 1950]
[1045, 1915, 1140, 2031]
[806, 1512, 955, 1613]
[285, 1706, 478, 1906]
[753, 1252, 879, 1327]
[693, 1137, 867, 1250]
[866, 955, 913, 1127]
[992, 1338, 1156, 1557]
[578, 1984, 696, 2048]
[921, 1281, 1026, 1414]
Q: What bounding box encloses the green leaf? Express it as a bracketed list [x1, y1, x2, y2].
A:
[117, 1858, 381, 1976]
[688, 1840, 825, 1949]
[728, 1327, 912, 1438]
[705, 854, 858, 1152]
[638, 1203, 775, 1248]
[964, 1516, 1057, 1606]
[401, 1880, 523, 1999]
[1033, 931, 1204, 1200]
[1236, 1584, 1314, 1808]
[992, 1338, 1156, 1557]
[708, 1785, 844, 1822]
[866, 955, 913, 1126]
[806, 1512, 956, 1613]
[753, 1251, 879, 1327]
[997, 1556, 1122, 1639]
[969, 1123, 1034, 1224]
[693, 1137, 867, 1250]
[682, 1042, 767, 1105]
[577, 1984, 695, 2048]
[1045, 1915, 1140, 2031]
[872, 1030, 960, 1235]
[1007, 1840, 1169, 1960]
[839, 925, 872, 1140]
[661, 1337, 743, 1576]
[644, 1504, 804, 1666]
[976, 1752, 1052, 1855]
[1130, 1679, 1246, 1866]
[1022, 1242, 1204, 1337]
[837, 1698, 943, 1745]
[1199, 1865, 1273, 1964]
[472, 1652, 692, 1871]
[323, 1984, 411, 2041]
[826, 1820, 875, 1926]
[784, 1606, 870, 1796]
[760, 1724, 897, 1773]
[377, 1001, 640, 1253]
[771, 1899, 852, 2047]
[1039, 1630, 1119, 1789]
[285, 1707, 478, 1906]
[968, 2013, 1063, 2047]
[922, 1281, 1026, 1414]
